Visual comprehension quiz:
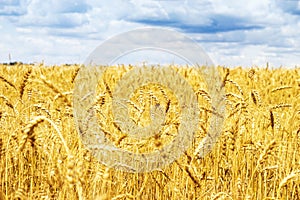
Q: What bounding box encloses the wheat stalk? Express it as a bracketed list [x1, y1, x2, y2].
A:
[225, 92, 244, 102]
[0, 94, 14, 110]
[270, 103, 292, 110]
[19, 67, 32, 99]
[277, 170, 300, 198]
[257, 140, 277, 166]
[40, 75, 71, 106]
[21, 116, 70, 154]
[71, 66, 80, 83]
[251, 90, 262, 106]
[248, 68, 255, 80]
[271, 86, 292, 93]
[175, 161, 201, 187]
[221, 67, 230, 88]
[0, 138, 4, 159]
[196, 89, 211, 102]
[246, 140, 277, 196]
[226, 79, 244, 95]
[19, 116, 44, 151]
[0, 75, 17, 90]
[270, 110, 275, 129]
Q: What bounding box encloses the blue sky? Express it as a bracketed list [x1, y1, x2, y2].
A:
[0, 0, 300, 67]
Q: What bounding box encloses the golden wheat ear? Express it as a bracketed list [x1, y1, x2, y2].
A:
[19, 67, 32, 99]
[0, 75, 17, 91]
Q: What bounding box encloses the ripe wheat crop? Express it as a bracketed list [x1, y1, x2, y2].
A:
[0, 63, 299, 199]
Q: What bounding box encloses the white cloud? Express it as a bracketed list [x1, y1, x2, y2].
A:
[0, 0, 299, 67]
[15, 0, 90, 28]
[128, 1, 168, 20]
[0, 0, 28, 16]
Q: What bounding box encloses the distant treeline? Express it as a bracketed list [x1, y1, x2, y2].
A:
[1, 61, 24, 65]
[0, 62, 80, 67]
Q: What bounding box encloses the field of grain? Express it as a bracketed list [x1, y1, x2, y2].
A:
[0, 63, 299, 200]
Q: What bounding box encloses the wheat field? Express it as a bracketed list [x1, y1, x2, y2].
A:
[0, 63, 299, 200]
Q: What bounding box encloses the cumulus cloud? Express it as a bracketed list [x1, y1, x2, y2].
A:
[0, 0, 28, 16]
[15, 0, 90, 28]
[276, 0, 300, 15]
